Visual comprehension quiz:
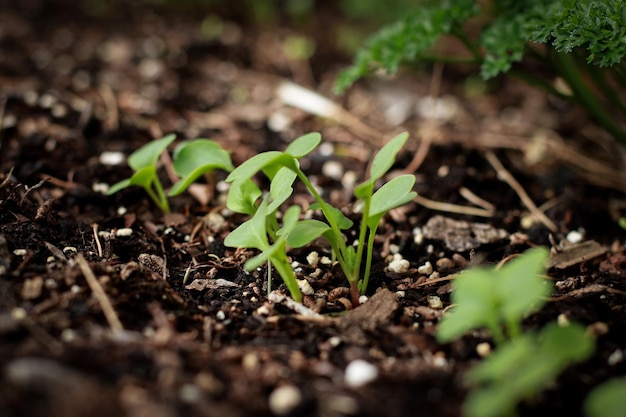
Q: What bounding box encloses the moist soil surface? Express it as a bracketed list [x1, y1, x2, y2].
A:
[1, 2, 626, 417]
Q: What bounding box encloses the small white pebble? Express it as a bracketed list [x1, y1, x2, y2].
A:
[216, 310, 226, 321]
[395, 291, 405, 298]
[520, 216, 535, 229]
[319, 142, 334, 157]
[427, 295, 443, 309]
[92, 182, 110, 194]
[566, 230, 584, 244]
[256, 305, 271, 316]
[99, 151, 125, 166]
[179, 384, 201, 403]
[358, 295, 368, 305]
[115, 228, 133, 237]
[13, 249, 27, 256]
[98, 231, 111, 239]
[63, 246, 77, 254]
[437, 165, 449, 177]
[344, 360, 379, 388]
[557, 313, 570, 327]
[297, 279, 314, 296]
[322, 160, 344, 180]
[413, 227, 424, 245]
[117, 206, 127, 215]
[389, 244, 400, 254]
[46, 256, 56, 264]
[70, 285, 81, 294]
[61, 328, 77, 343]
[267, 111, 292, 132]
[342, 171, 358, 188]
[388, 257, 410, 273]
[417, 261, 433, 275]
[607, 349, 624, 366]
[320, 256, 332, 265]
[11, 307, 27, 320]
[306, 251, 319, 267]
[329, 336, 342, 347]
[476, 342, 492, 358]
[268, 385, 302, 415]
[428, 271, 440, 280]
[309, 268, 322, 279]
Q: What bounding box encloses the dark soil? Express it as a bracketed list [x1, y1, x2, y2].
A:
[1, 2, 626, 417]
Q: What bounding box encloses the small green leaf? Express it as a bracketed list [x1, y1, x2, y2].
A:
[227, 178, 262, 215]
[367, 174, 416, 226]
[129, 166, 158, 189]
[540, 322, 594, 364]
[498, 247, 551, 324]
[244, 238, 285, 271]
[224, 195, 270, 250]
[286, 219, 331, 248]
[226, 152, 297, 184]
[277, 204, 301, 236]
[285, 132, 322, 157]
[585, 377, 626, 417]
[106, 178, 132, 195]
[355, 132, 409, 199]
[436, 268, 500, 343]
[268, 167, 298, 213]
[169, 139, 234, 197]
[127, 134, 176, 170]
[310, 202, 353, 229]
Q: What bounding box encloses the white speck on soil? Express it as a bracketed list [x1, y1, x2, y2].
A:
[358, 295, 368, 305]
[566, 229, 585, 244]
[476, 342, 492, 358]
[427, 295, 443, 309]
[306, 251, 320, 268]
[297, 279, 314, 296]
[268, 384, 302, 415]
[99, 151, 126, 166]
[607, 349, 624, 366]
[388, 255, 410, 273]
[417, 261, 433, 275]
[115, 228, 133, 237]
[322, 160, 344, 180]
[344, 359, 379, 388]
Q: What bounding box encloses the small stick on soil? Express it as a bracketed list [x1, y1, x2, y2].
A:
[92, 223, 103, 258]
[76, 254, 124, 332]
[414, 193, 494, 217]
[485, 150, 558, 232]
[459, 187, 497, 212]
[99, 83, 119, 131]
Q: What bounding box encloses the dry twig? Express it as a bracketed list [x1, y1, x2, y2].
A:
[485, 150, 558, 232]
[76, 254, 124, 332]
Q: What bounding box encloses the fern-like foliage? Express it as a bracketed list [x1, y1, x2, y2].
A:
[335, 0, 478, 93]
[337, 0, 626, 144]
[338, 0, 626, 88]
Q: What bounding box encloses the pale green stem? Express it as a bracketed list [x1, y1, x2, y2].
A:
[360, 224, 378, 296]
[352, 196, 371, 284]
[271, 251, 302, 302]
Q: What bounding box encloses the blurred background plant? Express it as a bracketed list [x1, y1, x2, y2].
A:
[335, 0, 626, 145]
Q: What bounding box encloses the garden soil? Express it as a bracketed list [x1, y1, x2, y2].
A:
[1, 2, 625, 417]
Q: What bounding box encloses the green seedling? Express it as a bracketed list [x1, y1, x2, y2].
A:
[224, 131, 416, 305]
[168, 139, 234, 197]
[108, 135, 233, 212]
[107, 134, 176, 213]
[337, 0, 626, 145]
[464, 322, 594, 417]
[437, 247, 551, 346]
[584, 376, 626, 417]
